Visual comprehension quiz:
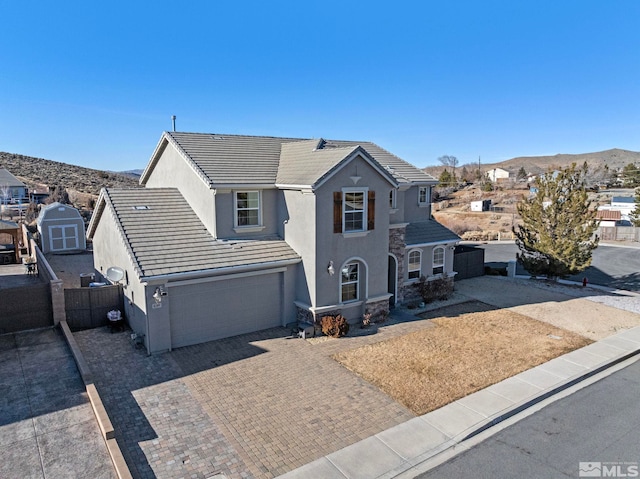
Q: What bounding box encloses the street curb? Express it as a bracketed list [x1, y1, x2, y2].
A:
[276, 328, 640, 479]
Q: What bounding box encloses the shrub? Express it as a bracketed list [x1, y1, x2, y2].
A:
[320, 315, 350, 338]
[414, 275, 454, 303]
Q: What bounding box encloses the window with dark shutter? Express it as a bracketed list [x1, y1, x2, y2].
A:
[334, 192, 342, 233]
[367, 191, 375, 230]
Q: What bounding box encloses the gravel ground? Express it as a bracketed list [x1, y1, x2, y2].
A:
[515, 276, 640, 315]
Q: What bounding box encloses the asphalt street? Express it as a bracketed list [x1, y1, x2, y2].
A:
[473, 242, 640, 292]
[416, 358, 640, 479]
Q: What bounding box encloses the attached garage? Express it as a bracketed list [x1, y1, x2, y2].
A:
[168, 272, 283, 349]
[37, 202, 86, 254]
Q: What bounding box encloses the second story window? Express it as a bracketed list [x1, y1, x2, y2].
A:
[418, 186, 429, 206]
[334, 189, 375, 234]
[235, 191, 260, 227]
[389, 189, 396, 209]
[344, 191, 365, 231]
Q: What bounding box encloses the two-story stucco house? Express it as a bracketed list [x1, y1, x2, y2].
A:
[87, 132, 459, 353]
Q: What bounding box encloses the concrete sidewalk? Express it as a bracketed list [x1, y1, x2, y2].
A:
[277, 326, 640, 479]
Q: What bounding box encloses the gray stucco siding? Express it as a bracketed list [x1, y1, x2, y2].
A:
[144, 143, 217, 237]
[313, 155, 392, 310]
[214, 188, 280, 238]
[403, 244, 455, 282]
[281, 189, 316, 305]
[401, 185, 432, 223]
[91, 206, 148, 344]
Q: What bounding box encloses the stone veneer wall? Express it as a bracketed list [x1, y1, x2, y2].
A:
[389, 225, 407, 303]
[365, 298, 390, 323]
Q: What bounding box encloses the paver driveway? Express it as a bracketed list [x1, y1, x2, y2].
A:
[75, 324, 418, 479]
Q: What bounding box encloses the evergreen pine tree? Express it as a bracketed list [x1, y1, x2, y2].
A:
[517, 166, 527, 180]
[438, 169, 453, 187]
[630, 187, 640, 227]
[513, 163, 599, 280]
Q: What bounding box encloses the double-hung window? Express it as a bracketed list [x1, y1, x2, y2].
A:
[418, 186, 429, 206]
[344, 191, 365, 232]
[341, 263, 359, 302]
[235, 191, 260, 227]
[433, 246, 445, 275]
[408, 250, 421, 280]
[334, 188, 375, 234]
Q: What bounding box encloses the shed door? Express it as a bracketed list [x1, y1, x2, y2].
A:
[169, 273, 282, 349]
[48, 225, 79, 251]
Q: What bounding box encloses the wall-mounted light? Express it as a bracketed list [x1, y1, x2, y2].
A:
[153, 286, 167, 303]
[327, 261, 335, 275]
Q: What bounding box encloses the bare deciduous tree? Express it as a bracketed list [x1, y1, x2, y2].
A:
[438, 155, 459, 183]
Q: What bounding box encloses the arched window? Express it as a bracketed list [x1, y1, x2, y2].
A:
[408, 250, 421, 280]
[433, 246, 445, 275]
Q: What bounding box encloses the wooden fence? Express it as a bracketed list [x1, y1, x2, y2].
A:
[64, 284, 124, 331]
[0, 282, 53, 334]
[598, 226, 640, 242]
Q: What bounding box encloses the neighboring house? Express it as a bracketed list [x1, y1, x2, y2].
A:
[486, 168, 510, 182]
[37, 202, 87, 254]
[0, 168, 28, 204]
[598, 196, 635, 223]
[595, 210, 621, 227]
[29, 189, 50, 204]
[87, 132, 460, 353]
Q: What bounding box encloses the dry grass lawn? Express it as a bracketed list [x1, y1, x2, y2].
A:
[334, 302, 591, 415]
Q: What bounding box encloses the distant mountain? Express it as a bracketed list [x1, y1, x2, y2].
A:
[487, 148, 640, 175]
[424, 148, 640, 178]
[119, 169, 144, 179]
[0, 151, 140, 196]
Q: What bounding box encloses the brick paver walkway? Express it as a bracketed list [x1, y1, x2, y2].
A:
[75, 310, 452, 479]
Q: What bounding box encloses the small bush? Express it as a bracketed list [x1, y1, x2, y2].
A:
[321, 315, 350, 338]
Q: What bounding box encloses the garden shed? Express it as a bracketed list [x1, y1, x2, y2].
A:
[37, 202, 86, 254]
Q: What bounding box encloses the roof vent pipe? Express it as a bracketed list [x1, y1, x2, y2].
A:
[171, 115, 176, 132]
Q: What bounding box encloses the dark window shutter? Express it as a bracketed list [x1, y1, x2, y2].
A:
[367, 191, 375, 230]
[334, 192, 342, 233]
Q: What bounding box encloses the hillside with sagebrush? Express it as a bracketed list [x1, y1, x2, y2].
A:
[0, 151, 140, 205]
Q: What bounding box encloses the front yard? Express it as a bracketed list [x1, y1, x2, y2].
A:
[334, 300, 591, 415]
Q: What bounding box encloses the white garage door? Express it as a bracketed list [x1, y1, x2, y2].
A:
[169, 273, 282, 349]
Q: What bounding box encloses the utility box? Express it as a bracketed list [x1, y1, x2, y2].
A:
[80, 273, 95, 287]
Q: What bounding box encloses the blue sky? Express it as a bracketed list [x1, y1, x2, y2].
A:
[2, 1, 639, 171]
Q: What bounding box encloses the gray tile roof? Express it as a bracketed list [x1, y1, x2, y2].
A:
[327, 140, 437, 184]
[0, 168, 26, 187]
[145, 132, 436, 187]
[162, 132, 303, 186]
[405, 220, 460, 246]
[277, 139, 360, 186]
[100, 188, 300, 279]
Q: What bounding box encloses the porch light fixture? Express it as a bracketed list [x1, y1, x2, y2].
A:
[328, 261, 335, 276]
